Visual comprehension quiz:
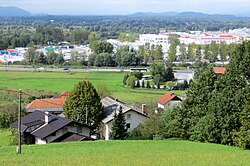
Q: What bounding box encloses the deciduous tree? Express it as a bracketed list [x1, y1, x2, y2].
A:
[63, 80, 104, 130]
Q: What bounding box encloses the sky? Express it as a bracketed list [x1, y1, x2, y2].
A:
[0, 0, 249, 15]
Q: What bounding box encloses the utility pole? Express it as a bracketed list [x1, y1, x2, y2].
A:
[17, 89, 22, 154]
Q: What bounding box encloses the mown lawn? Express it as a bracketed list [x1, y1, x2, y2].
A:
[0, 71, 185, 104]
[0, 140, 249, 166]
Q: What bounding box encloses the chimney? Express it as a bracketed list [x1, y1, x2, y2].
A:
[45, 112, 51, 124]
[141, 104, 147, 114]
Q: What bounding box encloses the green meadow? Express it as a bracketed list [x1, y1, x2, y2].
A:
[0, 129, 12, 148]
[0, 139, 250, 166]
[0, 71, 185, 104]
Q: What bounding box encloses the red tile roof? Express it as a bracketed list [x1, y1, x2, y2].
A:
[213, 67, 226, 74]
[26, 98, 66, 110]
[157, 93, 180, 105]
[57, 91, 70, 99]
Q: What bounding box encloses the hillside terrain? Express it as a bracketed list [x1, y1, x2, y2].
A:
[0, 137, 249, 166]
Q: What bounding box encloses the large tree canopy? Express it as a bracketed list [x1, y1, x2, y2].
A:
[158, 41, 250, 148]
[63, 80, 104, 130]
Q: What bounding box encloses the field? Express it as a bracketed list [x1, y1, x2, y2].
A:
[0, 71, 185, 105]
[0, 138, 250, 166]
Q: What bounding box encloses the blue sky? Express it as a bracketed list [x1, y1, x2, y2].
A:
[0, 0, 249, 15]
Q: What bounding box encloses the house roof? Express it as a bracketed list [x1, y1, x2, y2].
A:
[51, 132, 94, 142]
[57, 91, 70, 99]
[157, 93, 182, 105]
[213, 67, 226, 74]
[10, 111, 91, 140]
[31, 115, 72, 139]
[10, 111, 45, 132]
[101, 96, 147, 124]
[26, 98, 66, 113]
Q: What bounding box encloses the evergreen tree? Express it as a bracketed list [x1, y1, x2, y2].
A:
[168, 42, 177, 63]
[179, 43, 187, 63]
[209, 41, 219, 62]
[146, 80, 151, 89]
[141, 80, 145, 88]
[219, 41, 228, 63]
[136, 80, 140, 88]
[110, 106, 128, 140]
[233, 100, 250, 149]
[63, 80, 104, 130]
[126, 76, 137, 88]
[123, 74, 129, 85]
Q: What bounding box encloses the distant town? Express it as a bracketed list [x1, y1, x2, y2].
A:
[1, 28, 249, 64]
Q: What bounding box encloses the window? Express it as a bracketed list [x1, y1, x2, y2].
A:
[126, 123, 131, 129]
[127, 114, 131, 119]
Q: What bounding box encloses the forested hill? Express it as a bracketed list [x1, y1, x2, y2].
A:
[132, 11, 236, 18]
[0, 6, 31, 17]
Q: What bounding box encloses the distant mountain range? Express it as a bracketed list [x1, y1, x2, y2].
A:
[0, 6, 31, 17]
[131, 11, 237, 18]
[0, 6, 249, 18]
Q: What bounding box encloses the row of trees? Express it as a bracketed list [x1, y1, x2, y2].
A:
[167, 35, 238, 63]
[88, 44, 159, 67]
[0, 27, 94, 50]
[1, 15, 250, 45]
[128, 41, 250, 149]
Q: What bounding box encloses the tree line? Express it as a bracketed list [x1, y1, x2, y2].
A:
[1, 15, 250, 50]
[128, 41, 250, 149]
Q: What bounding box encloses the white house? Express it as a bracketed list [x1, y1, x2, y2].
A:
[157, 93, 182, 110]
[101, 97, 148, 140]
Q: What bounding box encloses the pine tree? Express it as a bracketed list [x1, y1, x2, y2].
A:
[141, 80, 145, 88]
[63, 80, 104, 130]
[110, 106, 128, 140]
[146, 80, 151, 88]
[136, 80, 140, 88]
[123, 74, 129, 85]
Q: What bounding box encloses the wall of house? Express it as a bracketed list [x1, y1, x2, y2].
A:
[158, 103, 165, 109]
[35, 137, 47, 144]
[103, 110, 147, 140]
[44, 124, 91, 144]
[164, 100, 182, 110]
[124, 111, 147, 132]
[158, 100, 182, 110]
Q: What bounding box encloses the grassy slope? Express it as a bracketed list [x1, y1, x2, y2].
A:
[0, 140, 249, 166]
[0, 71, 185, 104]
[0, 129, 11, 147]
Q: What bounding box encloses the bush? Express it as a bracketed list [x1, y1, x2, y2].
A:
[126, 76, 137, 88]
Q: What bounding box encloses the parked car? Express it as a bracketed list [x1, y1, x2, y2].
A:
[63, 67, 69, 71]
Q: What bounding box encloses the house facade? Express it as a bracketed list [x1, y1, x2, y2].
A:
[157, 93, 182, 110]
[11, 111, 92, 145]
[101, 97, 147, 140]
